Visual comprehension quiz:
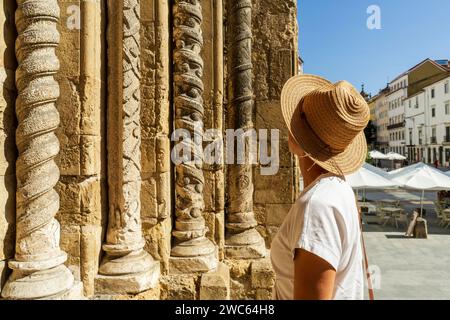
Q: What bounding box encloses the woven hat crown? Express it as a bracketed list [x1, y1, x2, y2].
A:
[300, 80, 370, 154]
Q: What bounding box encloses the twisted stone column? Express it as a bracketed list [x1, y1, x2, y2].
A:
[170, 0, 217, 273]
[95, 0, 160, 294]
[225, 0, 266, 259]
[1, 0, 77, 299]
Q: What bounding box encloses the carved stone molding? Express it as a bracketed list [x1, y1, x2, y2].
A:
[95, 0, 160, 294]
[170, 0, 217, 273]
[1, 0, 80, 300]
[225, 0, 266, 259]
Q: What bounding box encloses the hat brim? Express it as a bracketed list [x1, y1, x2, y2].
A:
[281, 74, 368, 175]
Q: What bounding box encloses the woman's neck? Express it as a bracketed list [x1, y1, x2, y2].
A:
[301, 163, 330, 189]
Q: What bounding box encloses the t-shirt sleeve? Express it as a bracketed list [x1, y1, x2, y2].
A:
[293, 195, 343, 271]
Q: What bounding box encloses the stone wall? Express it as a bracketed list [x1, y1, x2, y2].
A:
[252, 0, 300, 249]
[0, 0, 298, 300]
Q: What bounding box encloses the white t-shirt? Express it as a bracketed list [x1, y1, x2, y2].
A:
[270, 173, 364, 300]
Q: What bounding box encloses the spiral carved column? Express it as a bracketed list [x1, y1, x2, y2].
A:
[225, 0, 266, 259]
[169, 0, 217, 273]
[1, 0, 78, 299]
[95, 0, 160, 294]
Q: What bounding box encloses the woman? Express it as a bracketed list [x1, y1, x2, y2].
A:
[270, 74, 370, 300]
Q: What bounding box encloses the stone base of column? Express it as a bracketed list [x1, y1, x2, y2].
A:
[95, 268, 160, 295]
[95, 249, 160, 294]
[1, 264, 80, 300]
[49, 280, 85, 300]
[170, 237, 218, 274]
[225, 229, 267, 259]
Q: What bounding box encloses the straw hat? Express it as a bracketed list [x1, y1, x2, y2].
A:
[281, 74, 370, 175]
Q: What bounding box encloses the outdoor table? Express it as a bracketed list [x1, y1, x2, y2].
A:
[380, 207, 403, 226]
[380, 199, 399, 205]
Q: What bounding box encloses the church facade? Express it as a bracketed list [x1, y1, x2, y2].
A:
[0, 0, 299, 299]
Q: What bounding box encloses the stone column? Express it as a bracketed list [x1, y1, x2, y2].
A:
[225, 0, 266, 259]
[213, 0, 225, 260]
[95, 0, 160, 294]
[78, 0, 105, 297]
[170, 0, 217, 273]
[154, 0, 171, 224]
[1, 0, 79, 299]
[0, 0, 17, 291]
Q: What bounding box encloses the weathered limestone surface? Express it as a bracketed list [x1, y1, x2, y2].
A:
[55, 0, 106, 298]
[160, 274, 199, 300]
[1, 0, 81, 300]
[225, 0, 266, 260]
[252, 0, 299, 248]
[0, 0, 297, 300]
[0, 0, 17, 292]
[169, 0, 217, 274]
[202, 0, 226, 262]
[140, 0, 172, 275]
[219, 0, 297, 299]
[95, 0, 160, 294]
[200, 262, 230, 300]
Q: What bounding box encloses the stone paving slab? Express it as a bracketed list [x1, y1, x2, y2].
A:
[363, 190, 450, 300]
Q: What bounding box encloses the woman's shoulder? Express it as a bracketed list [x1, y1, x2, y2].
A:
[305, 176, 356, 211]
[311, 175, 353, 196]
[296, 174, 355, 210]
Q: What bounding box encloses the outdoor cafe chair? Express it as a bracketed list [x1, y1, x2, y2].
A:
[376, 202, 392, 226]
[393, 210, 408, 229]
[435, 202, 448, 227]
[441, 211, 450, 229]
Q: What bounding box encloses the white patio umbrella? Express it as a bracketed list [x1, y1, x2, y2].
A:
[389, 162, 424, 175]
[369, 150, 389, 159]
[346, 163, 398, 201]
[386, 152, 407, 161]
[363, 162, 391, 179]
[445, 170, 450, 177]
[385, 152, 406, 170]
[390, 162, 450, 216]
[368, 150, 389, 170]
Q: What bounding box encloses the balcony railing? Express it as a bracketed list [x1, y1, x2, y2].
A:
[387, 122, 405, 130]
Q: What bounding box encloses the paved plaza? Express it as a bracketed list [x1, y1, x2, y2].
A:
[363, 190, 450, 300]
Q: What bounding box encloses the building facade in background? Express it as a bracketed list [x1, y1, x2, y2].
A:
[406, 74, 450, 165]
[372, 58, 450, 166]
[386, 74, 408, 155]
[374, 87, 390, 153]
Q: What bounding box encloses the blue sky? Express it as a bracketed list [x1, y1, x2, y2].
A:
[298, 0, 450, 96]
